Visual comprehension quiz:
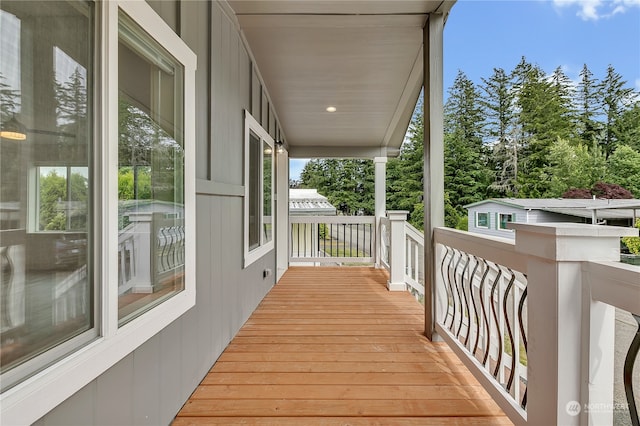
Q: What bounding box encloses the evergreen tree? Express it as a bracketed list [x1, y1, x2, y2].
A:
[481, 68, 517, 195]
[444, 71, 492, 213]
[607, 145, 640, 197]
[515, 62, 576, 197]
[599, 65, 635, 157]
[387, 109, 424, 221]
[576, 64, 602, 145]
[546, 138, 606, 197]
[612, 103, 640, 152]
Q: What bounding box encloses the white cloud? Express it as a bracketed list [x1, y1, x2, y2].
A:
[552, 0, 640, 20]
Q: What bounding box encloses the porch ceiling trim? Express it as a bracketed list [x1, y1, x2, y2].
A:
[227, 1, 455, 159]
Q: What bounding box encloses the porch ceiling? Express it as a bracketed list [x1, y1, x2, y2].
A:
[228, 1, 455, 158]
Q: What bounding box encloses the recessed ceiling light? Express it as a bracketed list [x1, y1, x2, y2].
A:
[326, 106, 337, 113]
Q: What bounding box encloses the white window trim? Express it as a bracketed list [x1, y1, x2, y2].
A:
[475, 211, 489, 229]
[0, 2, 197, 424]
[243, 110, 274, 267]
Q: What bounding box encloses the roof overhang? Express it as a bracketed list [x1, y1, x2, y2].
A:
[227, 0, 455, 158]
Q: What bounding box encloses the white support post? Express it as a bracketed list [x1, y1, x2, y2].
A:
[276, 149, 289, 281]
[512, 223, 631, 426]
[374, 157, 387, 268]
[424, 13, 445, 340]
[387, 210, 408, 291]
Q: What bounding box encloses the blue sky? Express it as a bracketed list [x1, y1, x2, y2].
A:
[444, 0, 640, 92]
[290, 0, 640, 181]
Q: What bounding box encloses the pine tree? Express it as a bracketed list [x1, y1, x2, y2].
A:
[515, 62, 576, 197]
[576, 64, 602, 145]
[481, 68, 517, 195]
[612, 103, 640, 152]
[444, 71, 492, 212]
[599, 65, 635, 157]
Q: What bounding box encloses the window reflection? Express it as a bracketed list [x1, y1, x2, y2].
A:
[117, 12, 185, 325]
[0, 1, 94, 391]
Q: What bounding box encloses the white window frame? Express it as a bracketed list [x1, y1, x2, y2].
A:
[475, 211, 489, 229]
[243, 110, 274, 267]
[0, 2, 196, 424]
[498, 213, 515, 231]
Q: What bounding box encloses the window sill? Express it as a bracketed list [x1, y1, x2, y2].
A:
[244, 241, 274, 268]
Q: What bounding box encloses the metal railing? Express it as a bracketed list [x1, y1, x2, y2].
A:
[289, 216, 375, 264]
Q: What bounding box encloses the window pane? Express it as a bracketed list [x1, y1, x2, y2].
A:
[248, 132, 261, 251]
[117, 12, 185, 325]
[262, 141, 272, 243]
[500, 214, 513, 230]
[0, 1, 94, 390]
[477, 213, 488, 227]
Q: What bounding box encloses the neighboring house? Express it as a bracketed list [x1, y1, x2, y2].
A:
[0, 1, 454, 424]
[466, 198, 640, 239]
[289, 189, 337, 217]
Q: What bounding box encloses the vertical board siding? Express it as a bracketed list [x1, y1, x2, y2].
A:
[181, 0, 211, 180]
[32, 382, 96, 426]
[261, 90, 269, 128]
[147, 0, 178, 32]
[132, 333, 161, 426]
[252, 70, 261, 119]
[95, 354, 134, 425]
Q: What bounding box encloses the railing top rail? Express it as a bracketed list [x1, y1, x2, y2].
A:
[404, 222, 423, 244]
[583, 260, 640, 314]
[434, 227, 528, 273]
[290, 215, 375, 224]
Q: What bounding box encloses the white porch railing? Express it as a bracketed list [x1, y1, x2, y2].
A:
[118, 212, 185, 295]
[373, 211, 640, 425]
[415, 222, 639, 426]
[289, 215, 375, 264]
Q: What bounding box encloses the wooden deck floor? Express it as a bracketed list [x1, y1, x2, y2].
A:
[173, 267, 511, 425]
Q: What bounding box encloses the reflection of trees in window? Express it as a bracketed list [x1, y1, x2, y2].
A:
[118, 98, 183, 203]
[0, 73, 21, 208]
[39, 168, 88, 231]
[0, 72, 20, 118]
[55, 67, 86, 128]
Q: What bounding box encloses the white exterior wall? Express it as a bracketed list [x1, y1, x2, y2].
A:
[33, 2, 280, 424]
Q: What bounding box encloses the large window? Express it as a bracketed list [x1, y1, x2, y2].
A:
[244, 111, 274, 267]
[0, 0, 95, 391]
[1, 1, 195, 421]
[117, 11, 185, 325]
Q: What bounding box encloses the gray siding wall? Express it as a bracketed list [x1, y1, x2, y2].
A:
[467, 202, 587, 239]
[467, 202, 523, 239]
[35, 2, 279, 425]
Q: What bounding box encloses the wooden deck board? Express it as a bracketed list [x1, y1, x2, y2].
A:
[173, 267, 511, 424]
[174, 417, 513, 425]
